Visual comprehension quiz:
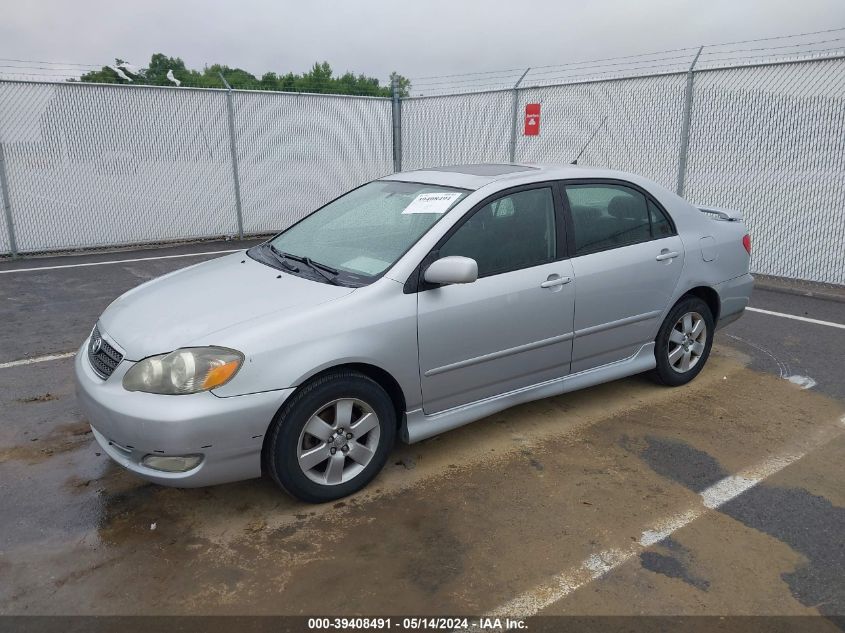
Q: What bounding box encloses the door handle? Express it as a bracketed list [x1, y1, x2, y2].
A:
[655, 250, 680, 261]
[540, 276, 572, 288]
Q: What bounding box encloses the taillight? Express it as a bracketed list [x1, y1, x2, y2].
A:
[742, 234, 751, 255]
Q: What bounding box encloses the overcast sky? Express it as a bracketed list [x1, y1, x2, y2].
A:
[3, 0, 845, 84]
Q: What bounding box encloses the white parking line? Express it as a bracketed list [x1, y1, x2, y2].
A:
[476, 447, 813, 621]
[746, 307, 845, 330]
[0, 352, 76, 369]
[0, 249, 241, 274]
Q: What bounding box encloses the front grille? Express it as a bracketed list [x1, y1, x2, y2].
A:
[87, 325, 123, 379]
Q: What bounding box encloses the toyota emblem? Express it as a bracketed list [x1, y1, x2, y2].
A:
[91, 336, 103, 354]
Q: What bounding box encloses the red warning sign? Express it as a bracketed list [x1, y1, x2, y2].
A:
[524, 103, 540, 136]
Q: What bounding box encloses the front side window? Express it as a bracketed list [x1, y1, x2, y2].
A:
[265, 181, 468, 281]
[438, 187, 556, 277]
[565, 184, 665, 255]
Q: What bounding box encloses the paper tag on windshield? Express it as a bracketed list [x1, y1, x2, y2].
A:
[402, 192, 462, 215]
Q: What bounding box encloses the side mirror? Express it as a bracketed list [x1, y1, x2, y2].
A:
[423, 256, 478, 285]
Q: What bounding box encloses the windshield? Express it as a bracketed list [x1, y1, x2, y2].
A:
[267, 181, 468, 280]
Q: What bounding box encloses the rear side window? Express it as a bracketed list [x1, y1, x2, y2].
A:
[564, 184, 672, 255]
[649, 200, 674, 238]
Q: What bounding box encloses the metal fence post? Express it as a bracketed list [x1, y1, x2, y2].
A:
[391, 76, 403, 173]
[676, 46, 703, 197]
[0, 142, 18, 258]
[219, 73, 245, 239]
[508, 68, 531, 163]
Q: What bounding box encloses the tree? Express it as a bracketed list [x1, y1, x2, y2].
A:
[389, 71, 411, 98]
[74, 58, 129, 84]
[76, 53, 411, 97]
[144, 54, 188, 85]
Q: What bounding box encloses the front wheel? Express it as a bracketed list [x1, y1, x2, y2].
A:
[651, 296, 714, 387]
[265, 370, 396, 503]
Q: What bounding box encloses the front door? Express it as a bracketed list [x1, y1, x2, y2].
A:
[417, 185, 575, 414]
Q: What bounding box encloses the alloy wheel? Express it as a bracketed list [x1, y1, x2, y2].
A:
[296, 398, 381, 485]
[667, 311, 707, 373]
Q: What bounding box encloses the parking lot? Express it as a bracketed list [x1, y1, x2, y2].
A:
[0, 240, 843, 620]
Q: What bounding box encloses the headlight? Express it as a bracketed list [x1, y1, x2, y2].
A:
[123, 347, 244, 395]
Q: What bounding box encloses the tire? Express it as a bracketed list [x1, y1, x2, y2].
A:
[265, 370, 396, 503]
[651, 295, 715, 387]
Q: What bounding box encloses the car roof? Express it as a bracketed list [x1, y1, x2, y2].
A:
[379, 163, 638, 191]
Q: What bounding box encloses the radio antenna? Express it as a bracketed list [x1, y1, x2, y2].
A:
[571, 115, 608, 165]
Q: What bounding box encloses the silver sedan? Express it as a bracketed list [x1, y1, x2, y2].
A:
[75, 163, 753, 502]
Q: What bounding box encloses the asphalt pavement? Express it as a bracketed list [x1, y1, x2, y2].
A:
[0, 241, 842, 624]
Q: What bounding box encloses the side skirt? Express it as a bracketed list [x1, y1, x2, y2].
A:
[402, 342, 656, 444]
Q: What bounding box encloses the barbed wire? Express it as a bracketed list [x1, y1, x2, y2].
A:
[410, 38, 845, 96]
[697, 46, 845, 65]
[697, 36, 845, 56]
[406, 26, 845, 83]
[411, 72, 527, 88]
[407, 51, 697, 85]
[1, 26, 843, 95]
[513, 54, 697, 79]
[0, 57, 101, 68]
[698, 25, 845, 46]
[514, 37, 845, 81]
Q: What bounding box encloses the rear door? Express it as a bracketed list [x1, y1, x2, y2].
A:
[561, 181, 684, 373]
[416, 184, 575, 414]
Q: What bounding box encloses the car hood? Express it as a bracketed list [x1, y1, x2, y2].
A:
[99, 252, 354, 360]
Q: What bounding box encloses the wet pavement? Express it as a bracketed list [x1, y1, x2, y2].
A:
[0, 241, 843, 619]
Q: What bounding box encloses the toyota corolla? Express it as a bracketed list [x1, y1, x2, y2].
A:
[75, 163, 753, 502]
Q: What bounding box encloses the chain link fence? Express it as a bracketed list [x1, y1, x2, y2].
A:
[401, 56, 845, 285]
[0, 52, 843, 285]
[231, 90, 393, 235]
[401, 90, 514, 169]
[684, 59, 845, 285]
[513, 73, 688, 188]
[0, 82, 238, 252]
[0, 81, 392, 254]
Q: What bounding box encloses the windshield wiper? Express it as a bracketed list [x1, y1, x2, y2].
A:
[300, 256, 341, 285]
[266, 244, 300, 273]
[268, 246, 341, 285]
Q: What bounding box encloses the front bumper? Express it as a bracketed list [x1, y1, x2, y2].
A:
[74, 342, 294, 487]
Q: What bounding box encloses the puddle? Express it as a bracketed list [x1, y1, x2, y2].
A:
[634, 436, 845, 616]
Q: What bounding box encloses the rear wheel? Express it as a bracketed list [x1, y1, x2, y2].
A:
[266, 370, 396, 503]
[651, 296, 714, 387]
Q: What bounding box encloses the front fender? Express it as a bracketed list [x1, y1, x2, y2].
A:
[209, 279, 423, 411]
